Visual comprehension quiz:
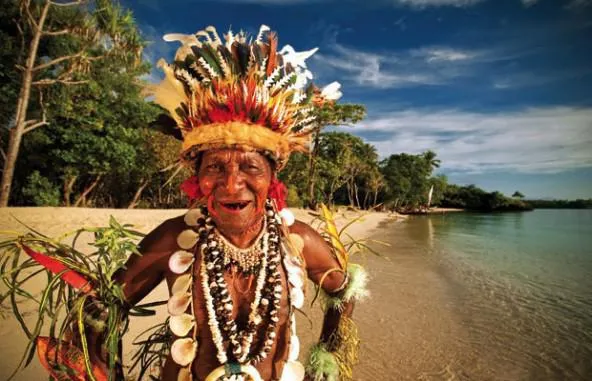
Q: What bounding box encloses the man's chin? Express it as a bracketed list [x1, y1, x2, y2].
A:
[213, 203, 262, 232]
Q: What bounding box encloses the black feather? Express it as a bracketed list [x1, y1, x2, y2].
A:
[149, 114, 183, 140]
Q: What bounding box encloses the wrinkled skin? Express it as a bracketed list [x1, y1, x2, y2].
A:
[198, 149, 272, 246]
[109, 149, 352, 381]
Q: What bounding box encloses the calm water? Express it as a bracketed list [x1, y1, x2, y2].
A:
[401, 210, 592, 380]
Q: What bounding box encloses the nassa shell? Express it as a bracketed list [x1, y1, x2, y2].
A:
[171, 337, 197, 366]
[184, 208, 202, 227]
[168, 292, 192, 316]
[171, 273, 192, 295]
[169, 250, 195, 274]
[170, 313, 195, 337]
[177, 229, 199, 250]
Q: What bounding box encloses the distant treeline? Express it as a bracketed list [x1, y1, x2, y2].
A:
[525, 199, 592, 209]
[439, 185, 532, 212]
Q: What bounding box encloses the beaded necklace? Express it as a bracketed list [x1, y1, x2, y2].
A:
[200, 200, 283, 366]
[170, 201, 306, 381]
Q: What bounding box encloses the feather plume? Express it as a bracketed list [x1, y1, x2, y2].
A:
[205, 26, 222, 47]
[195, 30, 212, 44]
[266, 32, 278, 77]
[148, 59, 188, 126]
[256, 24, 270, 42]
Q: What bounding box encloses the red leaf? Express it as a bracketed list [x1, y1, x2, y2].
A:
[21, 244, 93, 293]
[37, 336, 108, 381]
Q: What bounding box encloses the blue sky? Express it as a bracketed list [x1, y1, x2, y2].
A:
[122, 0, 592, 199]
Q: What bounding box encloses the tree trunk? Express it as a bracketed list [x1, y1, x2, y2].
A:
[373, 189, 379, 208]
[363, 190, 370, 210]
[0, 1, 51, 207]
[63, 175, 77, 206]
[354, 182, 361, 209]
[346, 178, 355, 207]
[74, 175, 102, 207]
[128, 178, 149, 209]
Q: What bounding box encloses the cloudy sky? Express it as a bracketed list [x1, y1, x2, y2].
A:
[121, 0, 592, 199]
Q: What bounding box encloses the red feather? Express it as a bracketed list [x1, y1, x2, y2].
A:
[21, 244, 93, 293]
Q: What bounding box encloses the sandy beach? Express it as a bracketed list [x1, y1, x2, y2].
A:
[0, 207, 462, 381]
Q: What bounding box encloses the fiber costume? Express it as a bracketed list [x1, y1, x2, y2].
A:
[0, 25, 367, 381]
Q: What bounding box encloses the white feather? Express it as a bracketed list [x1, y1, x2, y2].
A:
[256, 25, 270, 42]
[279, 45, 318, 69]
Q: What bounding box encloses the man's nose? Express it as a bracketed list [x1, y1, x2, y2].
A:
[222, 166, 243, 194]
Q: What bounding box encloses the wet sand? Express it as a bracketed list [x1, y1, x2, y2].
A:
[0, 207, 460, 380]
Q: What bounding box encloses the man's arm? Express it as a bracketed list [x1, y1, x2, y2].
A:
[114, 217, 182, 305]
[289, 220, 366, 380]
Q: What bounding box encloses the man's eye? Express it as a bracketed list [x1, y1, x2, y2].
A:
[207, 164, 222, 171]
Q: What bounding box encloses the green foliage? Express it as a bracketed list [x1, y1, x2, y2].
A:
[286, 185, 303, 208]
[441, 184, 533, 212]
[22, 171, 61, 206]
[379, 151, 440, 209]
[525, 198, 592, 209]
[7, 0, 161, 207]
[0, 219, 151, 380]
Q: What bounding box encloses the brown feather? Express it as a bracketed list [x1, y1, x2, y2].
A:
[266, 32, 278, 77]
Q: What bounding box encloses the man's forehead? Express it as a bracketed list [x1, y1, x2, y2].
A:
[201, 149, 266, 162]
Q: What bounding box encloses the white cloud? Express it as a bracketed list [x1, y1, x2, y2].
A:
[314, 43, 480, 89]
[351, 107, 592, 173]
[393, 0, 484, 7]
[411, 47, 477, 62]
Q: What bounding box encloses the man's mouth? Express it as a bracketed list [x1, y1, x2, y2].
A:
[218, 200, 252, 213]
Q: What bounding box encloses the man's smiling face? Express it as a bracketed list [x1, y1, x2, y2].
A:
[198, 149, 273, 234]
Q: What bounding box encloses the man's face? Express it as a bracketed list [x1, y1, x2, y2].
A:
[198, 149, 272, 234]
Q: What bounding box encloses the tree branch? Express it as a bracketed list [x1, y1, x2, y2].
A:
[14, 18, 26, 59]
[23, 121, 48, 134]
[32, 78, 89, 86]
[23, 90, 49, 134]
[43, 28, 71, 36]
[49, 0, 84, 7]
[32, 52, 83, 72]
[22, 0, 38, 31]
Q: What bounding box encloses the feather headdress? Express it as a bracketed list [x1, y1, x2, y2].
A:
[146, 25, 342, 169]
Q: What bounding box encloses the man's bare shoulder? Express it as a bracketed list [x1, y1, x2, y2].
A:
[137, 214, 188, 254]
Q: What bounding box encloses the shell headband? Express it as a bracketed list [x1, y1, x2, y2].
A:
[146, 25, 342, 169]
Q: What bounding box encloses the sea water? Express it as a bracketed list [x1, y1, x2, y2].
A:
[407, 210, 592, 380]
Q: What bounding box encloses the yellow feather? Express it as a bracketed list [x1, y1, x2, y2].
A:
[150, 59, 188, 127]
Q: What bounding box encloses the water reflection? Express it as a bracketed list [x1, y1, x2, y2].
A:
[420, 210, 592, 380]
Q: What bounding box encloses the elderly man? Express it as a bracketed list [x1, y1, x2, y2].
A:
[107, 25, 366, 381]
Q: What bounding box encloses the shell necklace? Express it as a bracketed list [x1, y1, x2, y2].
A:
[200, 200, 283, 366]
[214, 220, 267, 274]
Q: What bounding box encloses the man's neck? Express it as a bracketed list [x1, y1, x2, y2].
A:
[217, 218, 264, 248]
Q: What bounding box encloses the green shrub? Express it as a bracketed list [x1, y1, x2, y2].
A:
[287, 185, 303, 208]
[22, 171, 61, 206]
